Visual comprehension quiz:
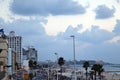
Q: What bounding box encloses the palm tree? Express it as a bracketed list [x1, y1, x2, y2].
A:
[91, 64, 104, 80]
[97, 64, 104, 80]
[83, 61, 90, 80]
[91, 64, 98, 80]
[58, 57, 65, 79]
[89, 71, 94, 80]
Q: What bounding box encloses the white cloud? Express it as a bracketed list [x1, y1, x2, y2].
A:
[0, 0, 12, 22]
[45, 11, 95, 36]
[1, 0, 120, 63]
[11, 0, 86, 16]
[105, 36, 120, 43]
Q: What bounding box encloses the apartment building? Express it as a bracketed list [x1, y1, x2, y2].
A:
[0, 38, 8, 71]
[7, 31, 22, 68]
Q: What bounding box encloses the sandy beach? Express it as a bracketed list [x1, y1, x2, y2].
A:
[62, 69, 120, 80]
[103, 72, 120, 80]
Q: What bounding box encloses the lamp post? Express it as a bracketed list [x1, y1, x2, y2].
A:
[70, 35, 77, 80]
[54, 53, 58, 80]
[47, 60, 50, 80]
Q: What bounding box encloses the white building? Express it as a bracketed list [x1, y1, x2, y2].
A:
[23, 47, 37, 62]
[22, 47, 38, 70]
[7, 31, 22, 68]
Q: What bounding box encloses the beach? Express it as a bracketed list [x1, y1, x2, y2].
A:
[61, 64, 120, 80]
[102, 72, 120, 80]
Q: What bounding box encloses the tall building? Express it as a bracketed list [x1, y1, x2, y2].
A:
[22, 47, 37, 70]
[23, 47, 37, 62]
[0, 37, 8, 71]
[0, 29, 8, 80]
[7, 31, 22, 68]
[8, 48, 17, 75]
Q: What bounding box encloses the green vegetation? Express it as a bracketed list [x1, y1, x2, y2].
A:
[83, 61, 90, 80]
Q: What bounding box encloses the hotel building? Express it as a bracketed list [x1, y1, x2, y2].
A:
[7, 31, 22, 68]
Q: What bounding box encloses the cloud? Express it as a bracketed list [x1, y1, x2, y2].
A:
[57, 25, 115, 44]
[79, 25, 115, 43]
[56, 25, 120, 63]
[113, 20, 120, 34]
[0, 18, 73, 61]
[3, 20, 46, 35]
[82, 42, 120, 63]
[57, 24, 83, 40]
[1, 17, 120, 63]
[116, 0, 120, 3]
[94, 5, 115, 19]
[105, 36, 120, 43]
[10, 0, 86, 16]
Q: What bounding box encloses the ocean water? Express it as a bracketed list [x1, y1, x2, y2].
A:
[103, 64, 120, 74]
[73, 64, 120, 74]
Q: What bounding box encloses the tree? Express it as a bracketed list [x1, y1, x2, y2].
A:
[83, 61, 90, 80]
[29, 60, 33, 69]
[89, 71, 94, 80]
[91, 64, 98, 80]
[97, 64, 104, 80]
[91, 64, 104, 80]
[58, 57, 65, 79]
[33, 61, 37, 69]
[29, 73, 33, 80]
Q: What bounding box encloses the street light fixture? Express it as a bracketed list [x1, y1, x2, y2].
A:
[47, 60, 50, 80]
[54, 53, 58, 80]
[70, 35, 77, 80]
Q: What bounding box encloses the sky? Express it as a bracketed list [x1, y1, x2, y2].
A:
[0, 0, 120, 64]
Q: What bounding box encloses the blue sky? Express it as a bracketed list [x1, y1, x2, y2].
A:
[0, 0, 120, 63]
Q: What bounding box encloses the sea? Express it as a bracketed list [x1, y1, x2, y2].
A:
[74, 64, 120, 74]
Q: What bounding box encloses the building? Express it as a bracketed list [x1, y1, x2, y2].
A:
[8, 48, 18, 75]
[0, 38, 8, 71]
[22, 48, 28, 60]
[22, 47, 37, 70]
[0, 30, 8, 80]
[7, 31, 22, 68]
[23, 47, 37, 62]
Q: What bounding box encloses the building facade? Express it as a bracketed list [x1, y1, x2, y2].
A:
[7, 31, 22, 68]
[23, 47, 37, 62]
[8, 48, 18, 75]
[0, 32, 8, 80]
[0, 38, 8, 71]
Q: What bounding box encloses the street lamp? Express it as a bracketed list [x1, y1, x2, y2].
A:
[54, 53, 58, 80]
[47, 60, 50, 80]
[70, 35, 77, 80]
